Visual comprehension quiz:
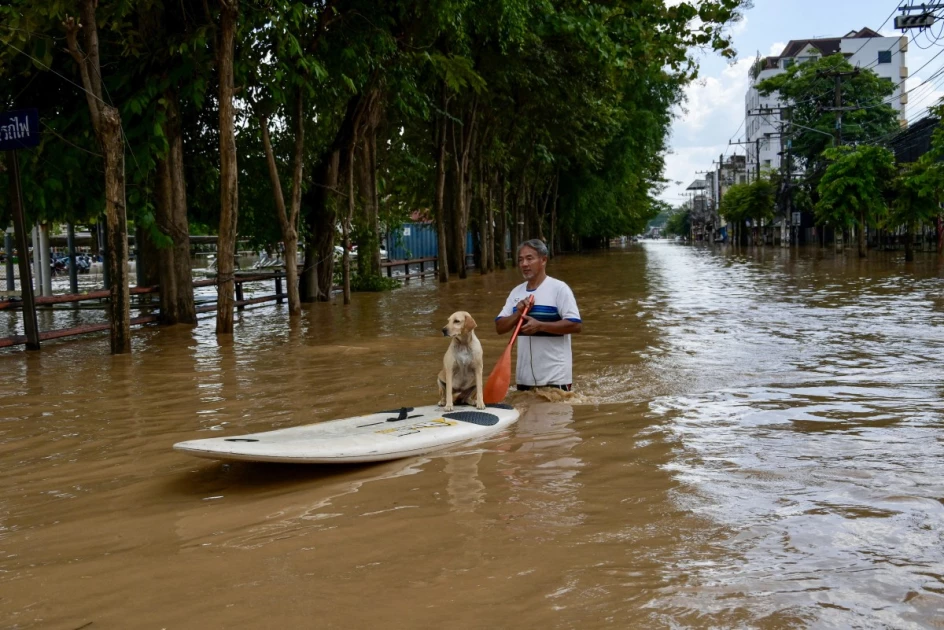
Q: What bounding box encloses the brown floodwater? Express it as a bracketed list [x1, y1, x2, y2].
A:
[2, 242, 944, 629]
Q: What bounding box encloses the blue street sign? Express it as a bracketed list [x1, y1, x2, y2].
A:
[0, 109, 40, 151]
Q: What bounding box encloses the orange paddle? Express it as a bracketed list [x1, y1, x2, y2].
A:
[483, 295, 534, 404]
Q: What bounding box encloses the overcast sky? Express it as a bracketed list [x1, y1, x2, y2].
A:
[660, 0, 944, 205]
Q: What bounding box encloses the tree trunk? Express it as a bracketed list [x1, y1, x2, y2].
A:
[858, 214, 867, 258]
[435, 95, 449, 283]
[549, 174, 559, 257]
[354, 128, 383, 279]
[101, 109, 131, 354]
[537, 181, 550, 242]
[937, 216, 943, 255]
[496, 172, 507, 269]
[166, 88, 196, 324]
[485, 173, 495, 272]
[355, 134, 371, 279]
[478, 164, 488, 275]
[301, 95, 364, 302]
[216, 0, 239, 334]
[905, 224, 914, 262]
[511, 186, 520, 248]
[450, 100, 478, 279]
[452, 148, 468, 278]
[343, 136, 355, 305]
[154, 156, 179, 323]
[259, 88, 305, 317]
[63, 3, 130, 354]
[369, 124, 382, 277]
[450, 167, 467, 279]
[302, 151, 339, 302]
[351, 91, 383, 280]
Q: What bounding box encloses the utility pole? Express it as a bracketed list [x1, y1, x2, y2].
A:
[696, 169, 716, 242]
[818, 69, 859, 146]
[728, 139, 755, 183]
[712, 154, 727, 242]
[747, 106, 789, 171]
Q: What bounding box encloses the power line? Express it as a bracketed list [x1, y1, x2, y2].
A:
[2, 40, 108, 107]
[838, 1, 908, 62]
[3, 35, 150, 203]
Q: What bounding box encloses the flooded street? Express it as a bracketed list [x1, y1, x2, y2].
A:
[2, 242, 944, 629]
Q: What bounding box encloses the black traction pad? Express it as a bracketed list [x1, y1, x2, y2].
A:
[442, 411, 500, 426]
[487, 403, 514, 410]
[379, 407, 415, 415]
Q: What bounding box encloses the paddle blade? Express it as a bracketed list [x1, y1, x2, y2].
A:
[483, 346, 512, 404]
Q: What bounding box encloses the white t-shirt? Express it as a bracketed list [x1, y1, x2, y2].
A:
[496, 276, 581, 387]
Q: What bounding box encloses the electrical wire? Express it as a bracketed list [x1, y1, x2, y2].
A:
[4, 34, 155, 218]
[765, 5, 911, 112]
[838, 0, 908, 62]
[849, 45, 944, 113]
[2, 40, 108, 107]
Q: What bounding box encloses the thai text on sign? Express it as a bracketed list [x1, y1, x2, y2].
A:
[0, 109, 40, 151]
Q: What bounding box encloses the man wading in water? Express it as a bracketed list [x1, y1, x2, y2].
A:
[495, 239, 582, 391]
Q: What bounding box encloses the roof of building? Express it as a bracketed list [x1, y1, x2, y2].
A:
[777, 27, 883, 59]
[686, 179, 707, 191]
[780, 38, 840, 58]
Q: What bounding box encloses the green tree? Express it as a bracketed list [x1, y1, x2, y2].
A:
[719, 177, 774, 245]
[2, 0, 754, 345]
[888, 157, 944, 261]
[757, 54, 899, 172]
[816, 145, 895, 258]
[664, 207, 692, 237]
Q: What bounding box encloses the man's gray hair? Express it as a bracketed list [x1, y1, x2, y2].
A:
[517, 239, 548, 258]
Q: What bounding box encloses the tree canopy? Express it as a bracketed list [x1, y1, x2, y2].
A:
[1, 0, 751, 320]
[757, 54, 899, 170]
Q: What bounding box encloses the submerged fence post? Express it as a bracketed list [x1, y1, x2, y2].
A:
[8, 151, 40, 350]
[67, 223, 78, 298]
[4, 229, 13, 292]
[39, 223, 52, 297]
[31, 224, 43, 297]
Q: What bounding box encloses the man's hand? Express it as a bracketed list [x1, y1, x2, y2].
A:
[515, 297, 532, 315]
[519, 316, 543, 335]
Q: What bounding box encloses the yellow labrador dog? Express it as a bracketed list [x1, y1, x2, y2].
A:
[438, 311, 485, 411]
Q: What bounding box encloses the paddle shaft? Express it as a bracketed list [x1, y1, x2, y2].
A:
[508, 296, 534, 347]
[483, 296, 534, 404]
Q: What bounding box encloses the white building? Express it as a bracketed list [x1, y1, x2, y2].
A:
[744, 27, 908, 175]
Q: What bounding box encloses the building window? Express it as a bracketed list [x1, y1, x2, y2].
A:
[878, 50, 892, 64]
[782, 58, 794, 69]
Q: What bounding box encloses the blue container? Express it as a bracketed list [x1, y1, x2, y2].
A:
[385, 223, 508, 265]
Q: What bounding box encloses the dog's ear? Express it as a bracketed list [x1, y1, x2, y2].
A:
[462, 314, 477, 333]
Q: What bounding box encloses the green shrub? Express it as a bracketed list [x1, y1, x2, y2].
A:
[351, 273, 400, 292]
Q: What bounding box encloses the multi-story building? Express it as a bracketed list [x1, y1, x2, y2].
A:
[691, 155, 747, 242]
[745, 27, 908, 174]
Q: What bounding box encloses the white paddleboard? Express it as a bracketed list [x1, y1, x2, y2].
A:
[173, 404, 519, 464]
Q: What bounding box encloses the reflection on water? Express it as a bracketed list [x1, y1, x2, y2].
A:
[2, 242, 943, 628]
